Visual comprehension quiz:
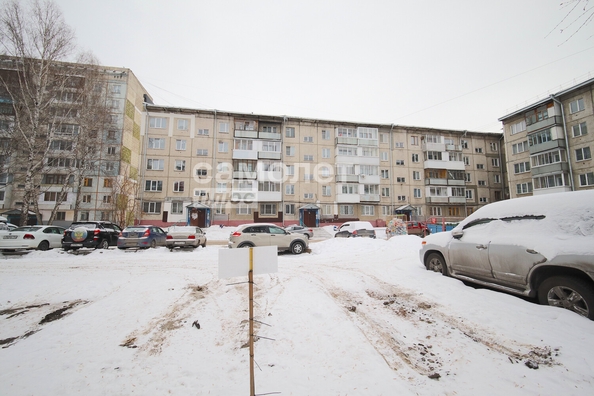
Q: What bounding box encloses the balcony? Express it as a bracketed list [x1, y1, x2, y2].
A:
[233, 149, 258, 160]
[232, 171, 257, 179]
[425, 178, 447, 186]
[230, 191, 257, 202]
[258, 151, 282, 160]
[358, 138, 378, 147]
[449, 197, 466, 203]
[257, 170, 283, 182]
[336, 174, 359, 183]
[526, 115, 562, 134]
[448, 179, 465, 186]
[446, 144, 462, 151]
[423, 160, 465, 170]
[530, 161, 569, 177]
[426, 196, 449, 203]
[234, 129, 258, 138]
[422, 142, 445, 152]
[528, 138, 565, 155]
[336, 137, 358, 145]
[259, 131, 281, 140]
[359, 174, 380, 184]
[360, 194, 380, 202]
[257, 191, 282, 202]
[336, 194, 360, 203]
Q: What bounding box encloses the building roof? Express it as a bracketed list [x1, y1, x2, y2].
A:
[498, 77, 594, 122]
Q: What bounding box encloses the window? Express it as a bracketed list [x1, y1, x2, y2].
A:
[79, 211, 89, 221]
[216, 183, 227, 193]
[579, 172, 594, 186]
[412, 188, 421, 198]
[464, 173, 471, 182]
[145, 180, 163, 191]
[512, 141, 528, 154]
[381, 187, 390, 197]
[143, 201, 162, 213]
[320, 166, 331, 177]
[213, 203, 226, 215]
[361, 147, 378, 157]
[82, 194, 92, 203]
[303, 136, 313, 143]
[102, 195, 112, 204]
[147, 159, 164, 170]
[322, 148, 330, 158]
[177, 119, 188, 130]
[237, 204, 252, 215]
[197, 128, 209, 136]
[395, 159, 404, 166]
[478, 180, 486, 186]
[396, 177, 405, 183]
[475, 147, 483, 153]
[494, 174, 501, 184]
[103, 178, 113, 188]
[196, 168, 207, 177]
[234, 139, 253, 150]
[171, 201, 183, 214]
[258, 181, 280, 192]
[285, 127, 295, 138]
[285, 146, 295, 156]
[43, 192, 65, 201]
[463, 156, 470, 165]
[461, 140, 468, 149]
[286, 165, 294, 175]
[303, 154, 313, 161]
[175, 160, 186, 171]
[397, 195, 406, 201]
[476, 164, 484, 170]
[576, 147, 592, 161]
[194, 190, 208, 197]
[322, 185, 331, 196]
[491, 158, 500, 167]
[361, 205, 374, 216]
[261, 126, 278, 133]
[339, 205, 354, 215]
[83, 178, 93, 187]
[465, 190, 473, 199]
[394, 142, 404, 148]
[410, 136, 419, 145]
[490, 142, 498, 151]
[218, 141, 228, 153]
[381, 152, 388, 161]
[304, 193, 313, 199]
[479, 197, 488, 203]
[219, 122, 229, 133]
[322, 130, 330, 140]
[285, 204, 295, 215]
[413, 171, 421, 180]
[176, 140, 186, 150]
[514, 161, 531, 174]
[510, 120, 526, 135]
[49, 140, 73, 151]
[516, 182, 533, 194]
[196, 149, 208, 156]
[285, 184, 294, 195]
[411, 153, 419, 163]
[426, 151, 441, 160]
[569, 98, 585, 114]
[338, 147, 356, 156]
[380, 133, 389, 144]
[304, 174, 314, 181]
[340, 184, 356, 194]
[430, 207, 442, 216]
[528, 129, 552, 146]
[260, 204, 277, 215]
[149, 117, 167, 129]
[381, 169, 389, 179]
[173, 181, 185, 192]
[572, 122, 588, 137]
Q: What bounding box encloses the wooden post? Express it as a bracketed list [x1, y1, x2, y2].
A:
[249, 247, 255, 396]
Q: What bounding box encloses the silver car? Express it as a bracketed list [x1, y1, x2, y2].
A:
[228, 223, 308, 254]
[285, 225, 314, 239]
[420, 189, 594, 320]
[166, 226, 207, 250]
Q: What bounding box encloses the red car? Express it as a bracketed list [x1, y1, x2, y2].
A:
[407, 221, 430, 236]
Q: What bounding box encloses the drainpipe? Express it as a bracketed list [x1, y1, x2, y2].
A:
[139, 103, 150, 224]
[498, 133, 505, 200]
[549, 95, 574, 191]
[389, 124, 394, 219]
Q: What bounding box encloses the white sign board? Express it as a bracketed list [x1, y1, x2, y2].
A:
[218, 246, 278, 279]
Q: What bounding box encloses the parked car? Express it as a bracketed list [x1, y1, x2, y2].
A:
[62, 221, 122, 250]
[117, 225, 167, 250]
[166, 225, 207, 250]
[228, 223, 308, 254]
[334, 221, 376, 238]
[0, 225, 66, 251]
[285, 225, 314, 239]
[407, 221, 430, 236]
[420, 189, 594, 320]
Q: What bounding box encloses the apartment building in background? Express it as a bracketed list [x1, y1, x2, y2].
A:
[499, 77, 594, 198]
[139, 105, 506, 228]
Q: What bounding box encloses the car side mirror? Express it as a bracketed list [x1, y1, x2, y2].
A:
[452, 229, 464, 239]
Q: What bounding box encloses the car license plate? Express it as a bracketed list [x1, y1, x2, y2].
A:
[71, 243, 83, 247]
[174, 241, 185, 245]
[3, 235, 17, 239]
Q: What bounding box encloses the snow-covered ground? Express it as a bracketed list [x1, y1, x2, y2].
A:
[1, 227, 593, 395]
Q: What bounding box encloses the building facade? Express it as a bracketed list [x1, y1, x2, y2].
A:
[499, 78, 594, 198]
[139, 105, 506, 227]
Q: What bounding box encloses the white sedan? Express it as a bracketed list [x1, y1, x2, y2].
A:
[0, 225, 66, 252]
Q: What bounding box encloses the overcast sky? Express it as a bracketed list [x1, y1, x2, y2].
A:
[46, 0, 594, 132]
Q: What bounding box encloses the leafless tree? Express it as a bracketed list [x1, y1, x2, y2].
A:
[106, 164, 140, 229]
[548, 0, 594, 43]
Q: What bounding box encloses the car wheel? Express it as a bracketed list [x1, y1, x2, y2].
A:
[37, 240, 50, 251]
[150, 239, 157, 249]
[291, 241, 305, 255]
[99, 239, 109, 250]
[238, 242, 254, 248]
[118, 247, 128, 250]
[201, 240, 207, 247]
[425, 252, 448, 276]
[538, 276, 594, 319]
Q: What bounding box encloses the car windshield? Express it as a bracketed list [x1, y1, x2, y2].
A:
[13, 226, 42, 232]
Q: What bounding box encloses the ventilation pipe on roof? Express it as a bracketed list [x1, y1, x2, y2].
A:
[549, 95, 574, 191]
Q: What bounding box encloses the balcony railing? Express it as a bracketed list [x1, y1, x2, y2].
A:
[259, 131, 281, 140]
[360, 194, 380, 202]
[336, 137, 358, 145]
[234, 130, 258, 138]
[336, 174, 359, 183]
[258, 151, 282, 160]
[232, 171, 257, 179]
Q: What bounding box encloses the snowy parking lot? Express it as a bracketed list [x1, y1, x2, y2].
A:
[1, 228, 594, 395]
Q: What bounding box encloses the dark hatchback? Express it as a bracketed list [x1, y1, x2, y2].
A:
[62, 221, 122, 250]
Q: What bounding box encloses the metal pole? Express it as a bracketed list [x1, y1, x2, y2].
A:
[249, 247, 255, 396]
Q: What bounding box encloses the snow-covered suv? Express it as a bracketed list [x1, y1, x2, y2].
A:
[62, 221, 122, 250]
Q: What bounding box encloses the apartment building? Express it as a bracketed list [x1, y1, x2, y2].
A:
[499, 77, 594, 198]
[140, 105, 506, 227]
[0, 56, 151, 226]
